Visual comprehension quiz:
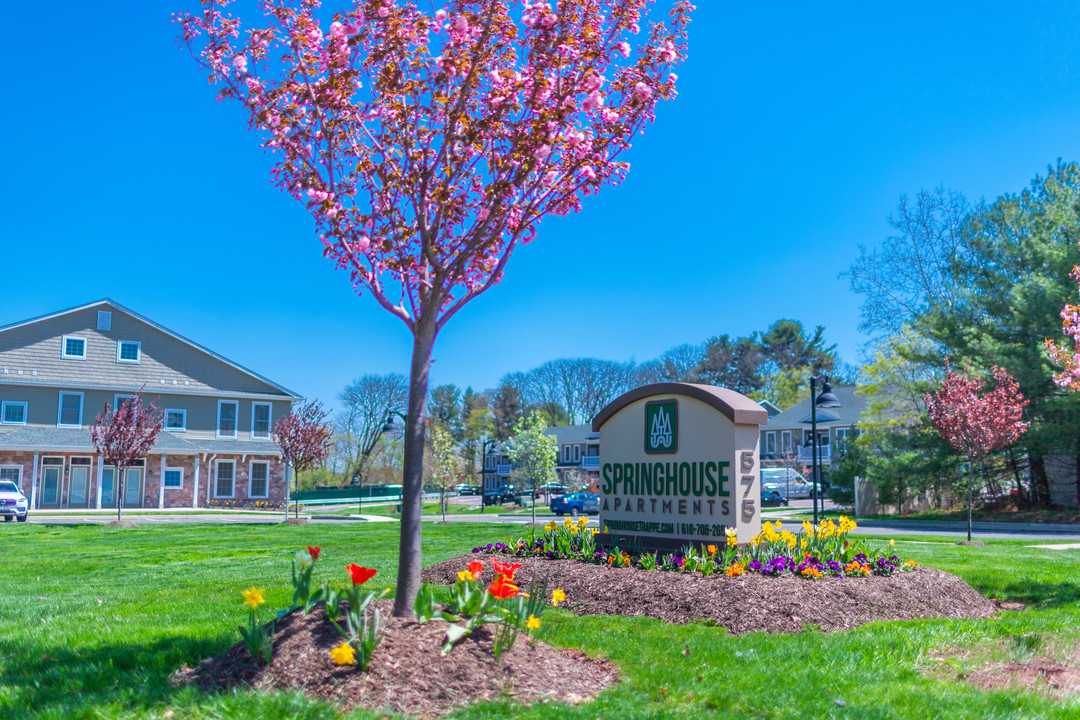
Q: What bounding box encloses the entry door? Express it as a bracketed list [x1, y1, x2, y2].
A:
[123, 468, 143, 508]
[40, 465, 63, 508]
[69, 466, 90, 507]
[101, 468, 116, 507]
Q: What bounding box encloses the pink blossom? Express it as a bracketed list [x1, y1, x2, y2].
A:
[435, 9, 448, 22]
[534, 144, 552, 160]
[615, 41, 631, 58]
[583, 90, 604, 112]
[668, 73, 679, 83]
[583, 74, 605, 92]
[232, 54, 248, 73]
[633, 82, 652, 100]
[541, 12, 557, 28]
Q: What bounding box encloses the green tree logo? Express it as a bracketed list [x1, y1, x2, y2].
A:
[645, 401, 678, 454]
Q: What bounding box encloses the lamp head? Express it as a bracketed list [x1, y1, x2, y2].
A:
[815, 381, 841, 408]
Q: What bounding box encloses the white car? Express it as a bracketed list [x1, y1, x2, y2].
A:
[760, 468, 821, 499]
[0, 481, 28, 522]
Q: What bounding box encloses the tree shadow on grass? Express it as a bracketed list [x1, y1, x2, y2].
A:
[0, 633, 233, 717]
[971, 579, 1080, 608]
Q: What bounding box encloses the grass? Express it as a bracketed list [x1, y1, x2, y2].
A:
[0, 523, 1078, 719]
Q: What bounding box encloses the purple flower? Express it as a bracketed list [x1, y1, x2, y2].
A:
[825, 560, 843, 576]
[747, 559, 764, 573]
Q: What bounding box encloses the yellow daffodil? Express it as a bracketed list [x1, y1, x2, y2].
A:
[330, 642, 356, 666]
[242, 587, 265, 610]
[527, 614, 541, 631]
[592, 529, 599, 536]
[551, 588, 566, 606]
[563, 517, 572, 527]
[578, 517, 588, 526]
[775, 521, 782, 529]
[889, 539, 896, 547]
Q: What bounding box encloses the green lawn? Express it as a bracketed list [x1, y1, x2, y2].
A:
[0, 522, 1077, 719]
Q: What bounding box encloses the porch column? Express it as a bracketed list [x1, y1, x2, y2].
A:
[95, 455, 104, 510]
[30, 453, 39, 509]
[192, 455, 201, 509]
[158, 455, 166, 509]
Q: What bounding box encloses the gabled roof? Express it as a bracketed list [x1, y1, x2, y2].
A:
[764, 385, 866, 430]
[544, 424, 600, 444]
[0, 299, 302, 400]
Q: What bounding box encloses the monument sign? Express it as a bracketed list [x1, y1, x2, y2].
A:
[592, 383, 768, 547]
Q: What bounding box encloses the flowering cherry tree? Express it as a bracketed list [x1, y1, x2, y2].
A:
[925, 360, 1029, 540]
[1045, 265, 1080, 390]
[176, 0, 693, 615]
[90, 392, 165, 524]
[272, 400, 335, 519]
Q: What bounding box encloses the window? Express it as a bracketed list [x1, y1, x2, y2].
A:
[113, 394, 134, 410]
[97, 310, 112, 330]
[563, 445, 571, 463]
[0, 467, 20, 486]
[251, 403, 272, 439]
[215, 460, 235, 498]
[163, 467, 183, 489]
[61, 336, 86, 359]
[781, 431, 792, 455]
[249, 461, 269, 498]
[765, 432, 776, 455]
[57, 392, 84, 427]
[164, 409, 187, 432]
[217, 401, 238, 438]
[1, 401, 27, 425]
[573, 445, 581, 463]
[116, 341, 141, 364]
[836, 428, 852, 451]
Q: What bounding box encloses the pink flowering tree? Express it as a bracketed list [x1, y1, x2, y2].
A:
[1044, 266, 1080, 390]
[272, 400, 334, 519]
[925, 360, 1029, 541]
[90, 392, 165, 524]
[176, 0, 693, 615]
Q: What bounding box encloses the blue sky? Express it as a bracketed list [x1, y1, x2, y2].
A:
[3, 1, 1080, 412]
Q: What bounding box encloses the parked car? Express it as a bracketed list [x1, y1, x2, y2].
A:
[760, 468, 821, 499]
[761, 488, 788, 507]
[537, 482, 568, 497]
[456, 484, 482, 496]
[0, 481, 29, 522]
[549, 492, 600, 516]
[482, 485, 516, 506]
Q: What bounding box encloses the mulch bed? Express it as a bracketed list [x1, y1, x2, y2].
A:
[175, 600, 618, 718]
[422, 553, 999, 634]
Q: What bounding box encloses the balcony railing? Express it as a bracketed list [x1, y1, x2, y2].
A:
[581, 456, 600, 469]
[796, 445, 832, 463]
[496, 464, 512, 475]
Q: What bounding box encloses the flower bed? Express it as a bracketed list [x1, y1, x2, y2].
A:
[473, 517, 919, 580]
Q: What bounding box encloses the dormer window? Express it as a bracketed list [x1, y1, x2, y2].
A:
[116, 340, 141, 364]
[61, 336, 86, 359]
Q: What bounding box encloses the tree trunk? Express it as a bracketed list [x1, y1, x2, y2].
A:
[116, 465, 125, 524]
[394, 318, 438, 617]
[967, 460, 975, 542]
[1029, 453, 1051, 507]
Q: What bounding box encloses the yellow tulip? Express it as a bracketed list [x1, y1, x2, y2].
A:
[330, 642, 356, 666]
[242, 587, 265, 610]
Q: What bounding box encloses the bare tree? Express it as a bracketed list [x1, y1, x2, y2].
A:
[337, 374, 408, 485]
[657, 343, 704, 382]
[845, 187, 971, 338]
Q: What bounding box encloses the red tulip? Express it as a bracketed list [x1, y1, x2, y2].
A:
[307, 546, 321, 562]
[492, 560, 522, 581]
[346, 564, 377, 585]
[467, 560, 485, 580]
[488, 574, 520, 600]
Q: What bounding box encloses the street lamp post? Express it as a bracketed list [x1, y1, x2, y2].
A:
[356, 412, 404, 515]
[808, 376, 841, 526]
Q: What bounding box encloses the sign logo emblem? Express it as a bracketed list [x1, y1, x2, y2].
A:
[645, 400, 678, 454]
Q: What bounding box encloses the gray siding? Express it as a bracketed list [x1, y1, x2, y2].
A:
[0, 305, 291, 397]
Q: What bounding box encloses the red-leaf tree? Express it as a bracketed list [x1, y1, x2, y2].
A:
[176, 0, 693, 615]
[273, 400, 334, 519]
[924, 359, 1029, 540]
[90, 392, 165, 524]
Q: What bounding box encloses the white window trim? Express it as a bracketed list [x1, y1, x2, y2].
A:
[216, 400, 239, 439]
[765, 432, 776, 454]
[164, 408, 187, 432]
[781, 430, 792, 454]
[61, 335, 87, 360]
[0, 466, 22, 486]
[163, 466, 184, 490]
[1, 401, 28, 425]
[248, 460, 270, 498]
[251, 402, 272, 440]
[116, 340, 142, 364]
[214, 460, 236, 498]
[573, 445, 581, 463]
[57, 391, 84, 428]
